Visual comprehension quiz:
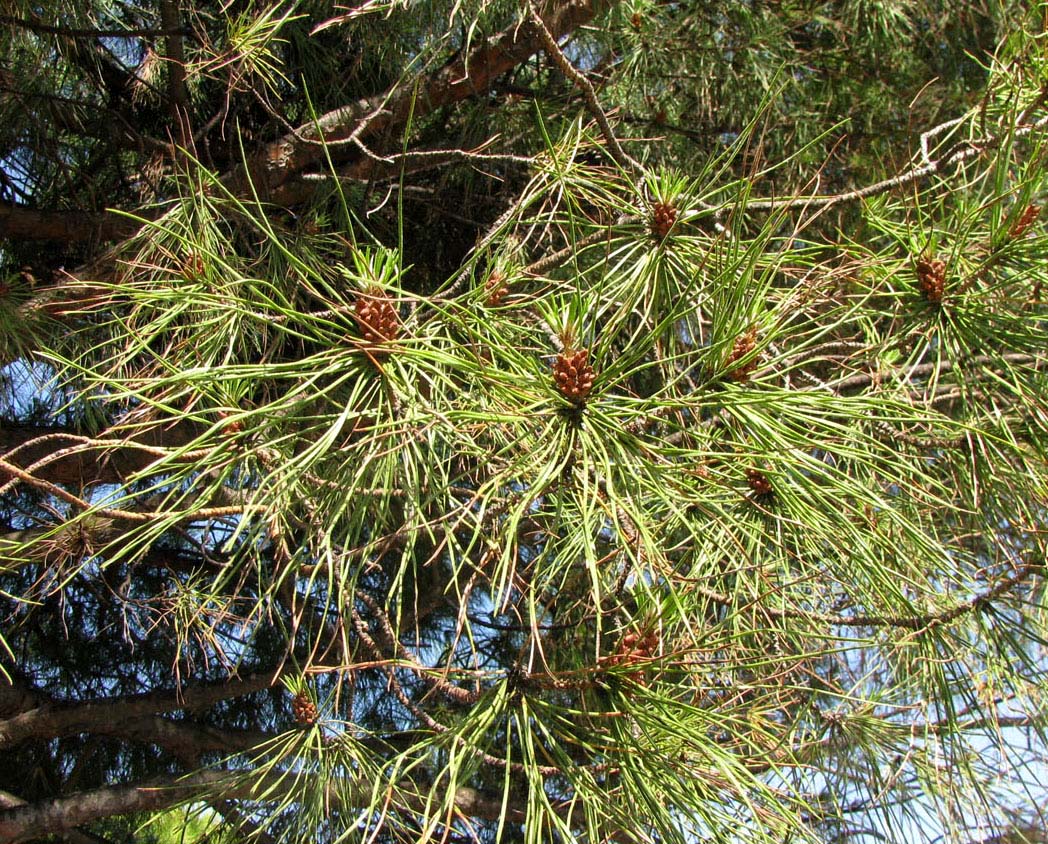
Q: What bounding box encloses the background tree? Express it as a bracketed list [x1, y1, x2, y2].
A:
[1, 1, 1047, 843]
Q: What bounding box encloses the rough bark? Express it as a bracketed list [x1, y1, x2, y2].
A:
[0, 672, 277, 751]
[0, 769, 515, 842]
[0, 790, 99, 844]
[0, 421, 206, 489]
[159, 0, 191, 155]
[226, 0, 610, 201]
[115, 716, 276, 763]
[5, 0, 610, 238]
[0, 201, 141, 244]
[0, 678, 43, 720]
[0, 13, 186, 38]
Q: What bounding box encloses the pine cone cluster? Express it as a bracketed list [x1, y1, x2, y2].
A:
[181, 253, 205, 281]
[601, 631, 660, 683]
[354, 288, 400, 345]
[916, 256, 946, 303]
[725, 327, 759, 382]
[746, 468, 773, 496]
[651, 201, 677, 240]
[1009, 204, 1040, 240]
[484, 270, 510, 306]
[291, 690, 317, 726]
[554, 348, 595, 403]
[216, 410, 243, 435]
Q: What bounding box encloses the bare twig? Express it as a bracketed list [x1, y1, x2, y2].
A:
[527, 2, 643, 176]
[745, 110, 1048, 212]
[682, 560, 1043, 632]
[0, 13, 190, 38]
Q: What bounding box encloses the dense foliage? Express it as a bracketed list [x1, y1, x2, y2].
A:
[1, 1, 1047, 842]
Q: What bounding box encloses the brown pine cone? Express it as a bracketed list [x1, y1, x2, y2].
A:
[725, 327, 759, 381]
[181, 253, 205, 281]
[484, 270, 510, 306]
[1009, 204, 1040, 240]
[216, 410, 243, 435]
[916, 257, 946, 304]
[601, 629, 661, 687]
[651, 201, 677, 240]
[354, 288, 400, 345]
[553, 348, 596, 403]
[291, 690, 318, 726]
[746, 468, 773, 496]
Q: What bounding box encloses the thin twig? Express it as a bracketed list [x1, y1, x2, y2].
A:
[682, 560, 1042, 632]
[355, 590, 480, 705]
[745, 111, 1048, 212]
[527, 2, 643, 176]
[0, 14, 190, 38]
[525, 214, 640, 275]
[0, 456, 247, 524]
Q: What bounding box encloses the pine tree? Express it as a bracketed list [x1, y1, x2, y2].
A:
[1, 1, 1047, 843]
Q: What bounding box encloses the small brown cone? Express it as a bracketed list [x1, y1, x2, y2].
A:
[553, 348, 595, 403]
[484, 270, 510, 306]
[181, 253, 205, 281]
[725, 327, 758, 382]
[292, 690, 318, 726]
[216, 410, 243, 435]
[601, 629, 660, 686]
[651, 201, 677, 240]
[746, 468, 773, 497]
[354, 288, 400, 348]
[916, 257, 946, 304]
[1009, 204, 1040, 240]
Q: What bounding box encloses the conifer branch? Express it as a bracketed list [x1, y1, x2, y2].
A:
[746, 109, 1048, 212]
[527, 1, 643, 175]
[0, 770, 515, 843]
[0, 673, 278, 750]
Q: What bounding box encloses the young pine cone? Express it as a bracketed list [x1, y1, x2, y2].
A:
[618, 630, 659, 662]
[601, 630, 661, 686]
[291, 690, 318, 726]
[725, 327, 759, 382]
[484, 270, 510, 306]
[354, 289, 400, 345]
[651, 201, 677, 240]
[915, 257, 946, 304]
[746, 468, 773, 497]
[181, 252, 205, 281]
[554, 348, 595, 403]
[1009, 204, 1040, 240]
[216, 410, 243, 435]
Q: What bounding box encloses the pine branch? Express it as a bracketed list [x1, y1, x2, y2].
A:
[0, 13, 188, 39]
[232, 0, 618, 203]
[0, 790, 101, 844]
[0, 675, 275, 764]
[745, 107, 1048, 212]
[114, 717, 276, 765]
[0, 769, 515, 842]
[0, 201, 140, 244]
[159, 0, 191, 155]
[0, 422, 206, 489]
[527, 1, 642, 174]
[0, 673, 278, 750]
[830, 352, 1041, 394]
